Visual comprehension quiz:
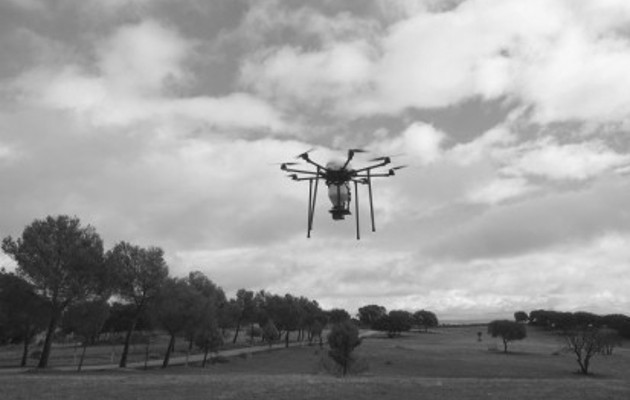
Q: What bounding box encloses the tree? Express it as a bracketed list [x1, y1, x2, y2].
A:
[102, 302, 153, 337]
[309, 319, 325, 347]
[564, 327, 612, 374]
[261, 319, 279, 347]
[2, 215, 108, 368]
[152, 278, 204, 368]
[327, 308, 351, 324]
[61, 300, 110, 371]
[357, 304, 387, 328]
[373, 310, 413, 338]
[514, 311, 528, 323]
[0, 272, 49, 367]
[195, 322, 224, 368]
[182, 272, 225, 368]
[276, 294, 302, 347]
[106, 242, 169, 367]
[487, 320, 527, 353]
[186, 271, 224, 358]
[327, 320, 362, 376]
[601, 314, 630, 339]
[231, 289, 256, 344]
[413, 310, 439, 332]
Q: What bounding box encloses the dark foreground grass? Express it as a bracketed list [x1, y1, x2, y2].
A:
[1, 326, 629, 400]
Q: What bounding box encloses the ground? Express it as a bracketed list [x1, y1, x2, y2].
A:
[1, 326, 629, 400]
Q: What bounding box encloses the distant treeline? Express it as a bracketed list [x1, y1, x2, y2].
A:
[524, 309, 630, 338]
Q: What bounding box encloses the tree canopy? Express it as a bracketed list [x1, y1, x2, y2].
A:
[2, 215, 108, 368]
[488, 319, 527, 353]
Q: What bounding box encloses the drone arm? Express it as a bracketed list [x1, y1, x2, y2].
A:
[291, 176, 324, 181]
[299, 154, 328, 171]
[352, 159, 390, 174]
[354, 172, 392, 178]
[281, 167, 321, 176]
[342, 150, 356, 170]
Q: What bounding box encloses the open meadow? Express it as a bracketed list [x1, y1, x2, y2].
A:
[1, 325, 629, 400]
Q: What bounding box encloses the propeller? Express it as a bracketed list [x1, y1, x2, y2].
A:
[389, 165, 407, 175]
[270, 161, 300, 165]
[369, 156, 391, 163]
[349, 148, 368, 153]
[295, 148, 316, 159]
[369, 153, 404, 162]
[286, 174, 298, 180]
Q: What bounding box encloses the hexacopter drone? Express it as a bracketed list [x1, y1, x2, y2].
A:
[280, 149, 404, 240]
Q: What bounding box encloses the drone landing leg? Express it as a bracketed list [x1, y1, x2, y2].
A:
[367, 171, 376, 232]
[307, 179, 313, 238]
[354, 180, 360, 240]
[309, 175, 319, 234]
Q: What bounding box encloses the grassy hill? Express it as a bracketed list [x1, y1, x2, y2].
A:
[1, 325, 629, 400]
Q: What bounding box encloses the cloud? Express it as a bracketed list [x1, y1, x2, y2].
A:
[240, 41, 375, 112]
[371, 122, 446, 164]
[1, 0, 46, 11]
[504, 138, 630, 180]
[3, 0, 630, 320]
[423, 177, 630, 260]
[466, 177, 536, 205]
[239, 0, 630, 128]
[12, 20, 286, 131]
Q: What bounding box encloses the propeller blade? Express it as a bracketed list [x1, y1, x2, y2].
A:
[370, 153, 405, 162]
[349, 148, 368, 153]
[390, 165, 407, 171]
[270, 161, 300, 166]
[295, 148, 316, 159]
[286, 174, 298, 180]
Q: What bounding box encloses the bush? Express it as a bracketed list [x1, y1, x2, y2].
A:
[327, 321, 362, 376]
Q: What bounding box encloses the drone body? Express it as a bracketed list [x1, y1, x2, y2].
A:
[280, 149, 404, 239]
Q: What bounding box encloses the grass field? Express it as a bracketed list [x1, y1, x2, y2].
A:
[1, 326, 629, 400]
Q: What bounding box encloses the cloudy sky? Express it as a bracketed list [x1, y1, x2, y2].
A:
[1, 0, 630, 321]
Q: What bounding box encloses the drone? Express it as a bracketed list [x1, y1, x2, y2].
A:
[280, 149, 404, 240]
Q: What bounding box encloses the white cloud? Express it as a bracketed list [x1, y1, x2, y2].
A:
[423, 177, 630, 260]
[448, 126, 517, 166]
[505, 139, 630, 180]
[97, 20, 192, 95]
[240, 41, 375, 111]
[466, 177, 536, 205]
[12, 20, 286, 131]
[373, 122, 446, 165]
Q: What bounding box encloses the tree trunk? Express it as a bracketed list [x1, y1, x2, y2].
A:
[503, 339, 508, 353]
[285, 330, 290, 348]
[232, 319, 242, 344]
[580, 354, 591, 374]
[20, 338, 30, 367]
[77, 342, 88, 372]
[202, 342, 210, 368]
[162, 334, 176, 368]
[38, 310, 60, 368]
[119, 317, 139, 368]
[143, 339, 150, 370]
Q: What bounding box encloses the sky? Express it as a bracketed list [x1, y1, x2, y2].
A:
[1, 0, 630, 321]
